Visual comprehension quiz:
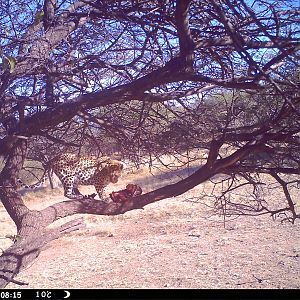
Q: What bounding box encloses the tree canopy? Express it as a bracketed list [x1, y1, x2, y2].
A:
[0, 0, 299, 287]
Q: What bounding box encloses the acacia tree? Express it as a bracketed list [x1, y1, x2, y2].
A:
[0, 0, 299, 287]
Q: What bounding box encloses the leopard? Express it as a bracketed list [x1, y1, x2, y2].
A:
[18, 153, 124, 200]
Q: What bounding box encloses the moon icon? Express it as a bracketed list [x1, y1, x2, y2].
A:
[64, 290, 71, 298]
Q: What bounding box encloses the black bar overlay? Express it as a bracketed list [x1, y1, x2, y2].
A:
[0, 289, 299, 300]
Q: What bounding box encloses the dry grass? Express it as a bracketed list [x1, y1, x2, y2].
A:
[1, 157, 300, 289]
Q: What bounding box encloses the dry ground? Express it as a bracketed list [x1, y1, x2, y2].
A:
[1, 163, 300, 289]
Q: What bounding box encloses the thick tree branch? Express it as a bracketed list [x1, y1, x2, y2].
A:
[175, 0, 195, 70]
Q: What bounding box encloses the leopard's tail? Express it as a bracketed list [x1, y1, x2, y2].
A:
[17, 164, 50, 189]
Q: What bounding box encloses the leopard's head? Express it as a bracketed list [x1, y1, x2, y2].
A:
[105, 159, 124, 183]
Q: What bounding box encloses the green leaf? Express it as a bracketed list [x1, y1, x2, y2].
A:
[34, 10, 44, 24]
[7, 56, 17, 73]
